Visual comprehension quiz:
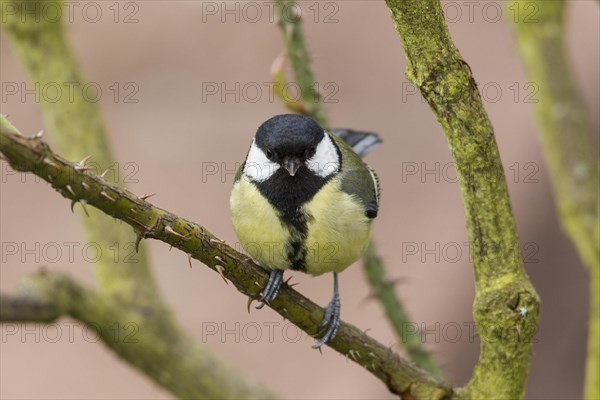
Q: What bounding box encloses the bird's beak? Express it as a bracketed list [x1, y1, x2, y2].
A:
[283, 157, 301, 176]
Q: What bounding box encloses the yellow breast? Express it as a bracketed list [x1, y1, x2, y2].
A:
[230, 177, 372, 275]
[303, 177, 372, 275]
[230, 178, 293, 269]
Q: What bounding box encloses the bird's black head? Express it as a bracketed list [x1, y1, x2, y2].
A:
[255, 114, 325, 176]
[243, 114, 342, 225]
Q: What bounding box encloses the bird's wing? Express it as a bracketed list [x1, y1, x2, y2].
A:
[330, 129, 382, 158]
[330, 133, 380, 219]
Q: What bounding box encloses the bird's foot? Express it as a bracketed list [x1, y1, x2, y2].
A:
[256, 269, 284, 309]
[313, 279, 341, 349]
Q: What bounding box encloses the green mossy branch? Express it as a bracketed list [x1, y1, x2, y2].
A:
[509, 1, 600, 398]
[1, 290, 61, 323]
[274, 0, 328, 127]
[0, 120, 454, 399]
[385, 0, 541, 398]
[0, 271, 275, 400]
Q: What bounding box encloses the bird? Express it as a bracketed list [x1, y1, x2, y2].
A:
[230, 114, 380, 348]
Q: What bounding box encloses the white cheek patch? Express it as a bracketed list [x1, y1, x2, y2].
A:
[243, 140, 280, 182]
[307, 132, 340, 178]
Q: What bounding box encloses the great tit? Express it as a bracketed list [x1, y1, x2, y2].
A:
[230, 114, 381, 348]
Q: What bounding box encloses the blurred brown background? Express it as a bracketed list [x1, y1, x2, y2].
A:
[1, 1, 598, 399]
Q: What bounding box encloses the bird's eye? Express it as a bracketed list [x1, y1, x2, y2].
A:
[310, 146, 316, 155]
[266, 150, 273, 159]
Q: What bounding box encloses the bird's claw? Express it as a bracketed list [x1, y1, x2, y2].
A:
[313, 273, 341, 349]
[313, 296, 340, 349]
[256, 269, 284, 309]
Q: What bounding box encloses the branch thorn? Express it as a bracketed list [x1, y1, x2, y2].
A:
[214, 255, 225, 264]
[74, 155, 93, 171]
[215, 264, 229, 285]
[348, 349, 361, 361]
[164, 225, 190, 240]
[140, 193, 156, 201]
[43, 157, 59, 169]
[284, 275, 299, 288]
[65, 184, 76, 197]
[100, 190, 115, 202]
[79, 199, 90, 217]
[270, 51, 287, 76]
[134, 234, 143, 253]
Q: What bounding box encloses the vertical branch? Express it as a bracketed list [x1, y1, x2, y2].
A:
[273, 0, 442, 376]
[588, 263, 600, 399]
[509, 1, 600, 398]
[385, 0, 541, 398]
[274, 0, 328, 127]
[1, 0, 154, 300]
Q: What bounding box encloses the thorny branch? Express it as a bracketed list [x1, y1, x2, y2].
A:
[0, 118, 453, 399]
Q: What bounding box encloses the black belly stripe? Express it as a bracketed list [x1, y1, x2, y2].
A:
[287, 239, 306, 271]
[254, 166, 331, 272]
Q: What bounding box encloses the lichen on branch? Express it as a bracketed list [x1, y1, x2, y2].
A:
[385, 0, 541, 398]
[509, 1, 599, 398]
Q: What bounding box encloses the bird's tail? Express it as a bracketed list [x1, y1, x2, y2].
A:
[330, 129, 382, 159]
